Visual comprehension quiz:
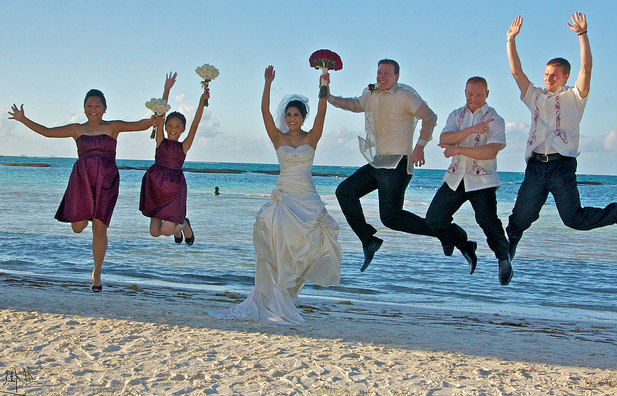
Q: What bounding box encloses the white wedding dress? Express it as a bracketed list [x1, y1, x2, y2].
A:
[211, 144, 341, 325]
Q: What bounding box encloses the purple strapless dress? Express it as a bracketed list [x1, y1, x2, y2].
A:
[55, 134, 119, 227]
[139, 139, 187, 224]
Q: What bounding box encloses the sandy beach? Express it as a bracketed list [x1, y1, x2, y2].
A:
[1, 273, 615, 396]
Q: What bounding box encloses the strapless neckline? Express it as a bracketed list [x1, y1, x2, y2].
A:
[276, 144, 314, 152]
[77, 134, 116, 142]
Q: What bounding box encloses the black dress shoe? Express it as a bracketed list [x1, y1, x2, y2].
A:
[442, 243, 455, 257]
[361, 237, 383, 272]
[460, 241, 477, 275]
[498, 259, 513, 286]
[184, 218, 195, 246]
[508, 235, 520, 260]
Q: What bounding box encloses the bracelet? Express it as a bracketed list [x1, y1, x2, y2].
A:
[507, 37, 515, 42]
[318, 85, 328, 99]
[578, 31, 587, 36]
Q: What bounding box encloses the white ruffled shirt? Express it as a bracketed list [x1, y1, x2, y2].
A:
[522, 84, 587, 161]
[442, 104, 506, 192]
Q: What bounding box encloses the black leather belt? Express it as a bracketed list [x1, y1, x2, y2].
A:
[531, 152, 564, 162]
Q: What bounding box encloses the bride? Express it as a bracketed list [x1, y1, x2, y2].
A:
[211, 65, 342, 325]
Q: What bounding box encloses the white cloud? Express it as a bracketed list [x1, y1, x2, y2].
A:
[63, 112, 82, 124]
[174, 94, 193, 116]
[504, 121, 530, 152]
[314, 126, 365, 166]
[580, 129, 617, 153]
[188, 133, 274, 163]
[173, 93, 221, 138]
[604, 130, 617, 151]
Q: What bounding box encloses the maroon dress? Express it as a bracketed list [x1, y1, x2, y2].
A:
[139, 139, 187, 224]
[55, 134, 119, 227]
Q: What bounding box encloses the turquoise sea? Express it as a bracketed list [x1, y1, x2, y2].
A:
[1, 155, 616, 324]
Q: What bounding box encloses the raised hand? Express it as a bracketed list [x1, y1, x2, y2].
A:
[567, 12, 587, 34]
[201, 84, 211, 104]
[264, 65, 275, 84]
[507, 16, 523, 40]
[320, 72, 330, 87]
[164, 72, 178, 91]
[8, 104, 26, 122]
[150, 115, 162, 126]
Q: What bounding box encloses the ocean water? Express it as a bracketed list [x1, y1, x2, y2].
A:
[1, 155, 616, 323]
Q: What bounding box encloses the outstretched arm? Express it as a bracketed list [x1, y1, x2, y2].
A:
[261, 65, 281, 146]
[110, 118, 157, 136]
[182, 85, 209, 153]
[507, 16, 531, 96]
[156, 72, 177, 145]
[307, 73, 329, 147]
[567, 12, 591, 98]
[327, 93, 365, 113]
[8, 104, 79, 138]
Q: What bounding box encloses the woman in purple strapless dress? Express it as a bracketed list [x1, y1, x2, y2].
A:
[9, 90, 156, 292]
[140, 72, 210, 245]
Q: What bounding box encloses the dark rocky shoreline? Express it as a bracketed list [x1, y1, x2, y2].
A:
[1, 163, 606, 182]
[2, 163, 346, 178]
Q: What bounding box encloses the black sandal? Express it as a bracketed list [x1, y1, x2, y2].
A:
[91, 284, 103, 292]
[184, 218, 194, 246]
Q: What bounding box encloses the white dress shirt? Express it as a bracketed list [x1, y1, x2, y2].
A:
[522, 84, 587, 161]
[442, 104, 506, 192]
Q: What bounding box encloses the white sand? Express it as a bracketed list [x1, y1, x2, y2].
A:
[1, 274, 615, 395]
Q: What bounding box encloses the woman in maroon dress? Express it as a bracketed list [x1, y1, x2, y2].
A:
[9, 90, 156, 292]
[140, 72, 209, 245]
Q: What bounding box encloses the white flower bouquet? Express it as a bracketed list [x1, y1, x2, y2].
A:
[145, 98, 171, 138]
[195, 64, 219, 106]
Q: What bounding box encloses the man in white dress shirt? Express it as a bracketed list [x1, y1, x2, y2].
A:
[505, 13, 617, 260]
[426, 77, 512, 285]
[329, 59, 459, 272]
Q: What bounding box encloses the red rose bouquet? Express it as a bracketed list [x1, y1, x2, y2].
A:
[309, 49, 343, 86]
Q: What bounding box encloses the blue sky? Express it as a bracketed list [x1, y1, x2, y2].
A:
[1, 0, 616, 175]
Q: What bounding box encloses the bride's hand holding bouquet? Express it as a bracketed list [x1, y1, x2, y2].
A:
[309, 49, 342, 98]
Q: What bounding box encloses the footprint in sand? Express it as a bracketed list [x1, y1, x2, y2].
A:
[103, 345, 121, 352]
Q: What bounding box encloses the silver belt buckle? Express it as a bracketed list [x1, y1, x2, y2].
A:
[537, 153, 549, 162]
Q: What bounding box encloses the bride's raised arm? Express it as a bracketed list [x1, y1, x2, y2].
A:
[307, 73, 329, 147]
[261, 65, 281, 145]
